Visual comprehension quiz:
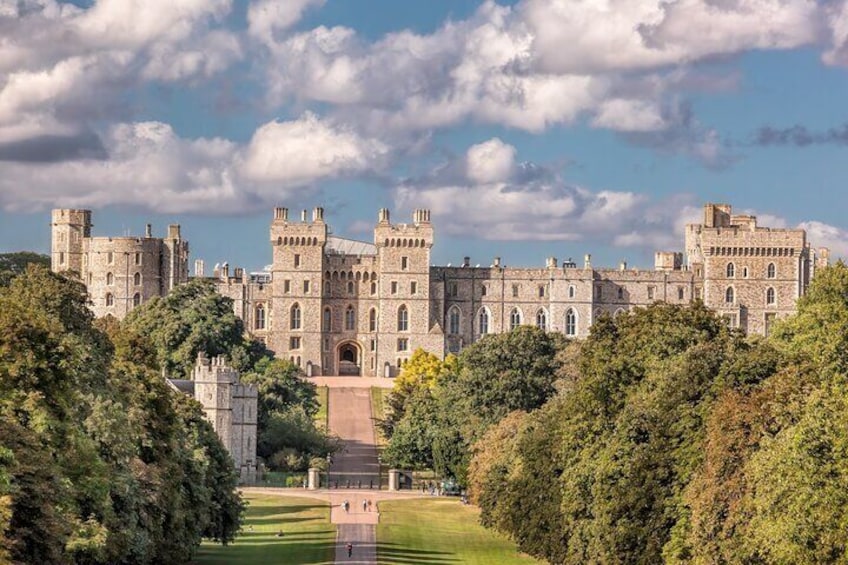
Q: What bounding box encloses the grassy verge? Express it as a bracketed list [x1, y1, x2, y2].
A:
[314, 385, 328, 430]
[193, 493, 334, 565]
[369, 386, 388, 447]
[377, 498, 543, 565]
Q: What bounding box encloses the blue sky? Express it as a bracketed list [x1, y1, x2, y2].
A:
[1, 0, 847, 272]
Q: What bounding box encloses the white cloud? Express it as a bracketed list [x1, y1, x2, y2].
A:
[466, 138, 516, 183]
[0, 0, 241, 148]
[248, 0, 325, 45]
[238, 112, 388, 187]
[0, 114, 389, 214]
[394, 138, 696, 247]
[798, 221, 848, 259]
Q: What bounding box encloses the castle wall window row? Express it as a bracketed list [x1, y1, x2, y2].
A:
[52, 203, 828, 376]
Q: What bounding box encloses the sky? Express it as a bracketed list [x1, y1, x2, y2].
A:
[1, 0, 848, 272]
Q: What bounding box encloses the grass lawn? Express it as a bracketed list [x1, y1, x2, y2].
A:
[315, 385, 329, 429]
[370, 386, 388, 446]
[377, 498, 543, 565]
[193, 493, 335, 565]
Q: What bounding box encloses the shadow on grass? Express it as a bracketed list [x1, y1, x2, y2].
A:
[376, 542, 459, 564]
[193, 537, 336, 565]
[243, 503, 326, 519]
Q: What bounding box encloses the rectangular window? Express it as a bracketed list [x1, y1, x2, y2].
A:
[481, 285, 487, 296]
[323, 338, 330, 351]
[401, 256, 409, 270]
[134, 252, 141, 265]
[107, 251, 114, 264]
[449, 282, 458, 297]
[59, 251, 65, 264]
[678, 287, 684, 300]
[538, 285, 545, 298]
[410, 281, 417, 295]
[284, 279, 291, 293]
[397, 338, 408, 352]
[290, 336, 301, 350]
[391, 281, 398, 295]
[303, 280, 310, 293]
[294, 254, 301, 268]
[647, 286, 655, 300]
[370, 339, 376, 352]
[512, 284, 519, 298]
[595, 286, 602, 299]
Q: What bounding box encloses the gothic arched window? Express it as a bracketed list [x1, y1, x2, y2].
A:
[536, 309, 547, 331]
[105, 293, 114, 307]
[565, 308, 577, 336]
[448, 306, 461, 335]
[767, 263, 776, 279]
[106, 272, 114, 286]
[726, 262, 735, 278]
[478, 307, 490, 336]
[291, 303, 301, 330]
[133, 272, 141, 286]
[369, 308, 377, 332]
[510, 308, 522, 330]
[255, 304, 266, 330]
[345, 305, 356, 331]
[132, 293, 141, 307]
[397, 305, 408, 332]
[725, 287, 735, 304]
[766, 287, 776, 306]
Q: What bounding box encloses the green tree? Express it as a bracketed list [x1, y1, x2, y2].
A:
[380, 349, 458, 438]
[122, 279, 269, 378]
[0, 252, 50, 286]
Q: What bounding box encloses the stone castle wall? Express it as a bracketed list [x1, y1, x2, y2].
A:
[53, 203, 828, 376]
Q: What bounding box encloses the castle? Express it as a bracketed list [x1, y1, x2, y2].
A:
[51, 203, 829, 378]
[167, 353, 258, 483]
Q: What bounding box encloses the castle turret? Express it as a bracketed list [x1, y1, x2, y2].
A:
[51, 209, 91, 274]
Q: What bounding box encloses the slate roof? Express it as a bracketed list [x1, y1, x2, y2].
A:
[325, 236, 377, 256]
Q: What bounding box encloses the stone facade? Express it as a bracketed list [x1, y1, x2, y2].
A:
[52, 204, 829, 376]
[186, 352, 258, 483]
[51, 209, 189, 319]
[212, 203, 827, 376]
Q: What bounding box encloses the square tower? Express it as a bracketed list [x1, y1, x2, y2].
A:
[51, 209, 91, 274]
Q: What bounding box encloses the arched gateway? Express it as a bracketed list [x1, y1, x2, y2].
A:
[337, 341, 362, 376]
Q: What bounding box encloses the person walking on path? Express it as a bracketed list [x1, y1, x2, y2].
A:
[346, 542, 353, 558]
[367, 499, 372, 512]
[362, 500, 367, 512]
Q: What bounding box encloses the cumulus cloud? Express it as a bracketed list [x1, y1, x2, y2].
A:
[0, 114, 389, 214]
[248, 0, 325, 45]
[394, 138, 697, 248]
[238, 112, 389, 188]
[797, 221, 848, 259]
[250, 0, 835, 165]
[0, 0, 240, 156]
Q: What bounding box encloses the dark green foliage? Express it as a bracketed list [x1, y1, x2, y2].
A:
[122, 279, 270, 378]
[0, 251, 50, 286]
[384, 326, 565, 484]
[240, 358, 338, 471]
[0, 266, 243, 563]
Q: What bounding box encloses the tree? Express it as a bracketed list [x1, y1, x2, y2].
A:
[380, 349, 457, 438]
[0, 252, 50, 286]
[122, 279, 269, 377]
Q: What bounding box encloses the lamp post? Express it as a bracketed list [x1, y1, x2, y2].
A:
[377, 454, 382, 491]
[326, 454, 331, 490]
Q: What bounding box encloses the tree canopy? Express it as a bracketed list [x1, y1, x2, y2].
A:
[0, 266, 243, 563]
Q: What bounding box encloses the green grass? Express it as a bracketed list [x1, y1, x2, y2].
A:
[193, 493, 335, 565]
[370, 386, 388, 447]
[377, 498, 543, 565]
[315, 385, 328, 430]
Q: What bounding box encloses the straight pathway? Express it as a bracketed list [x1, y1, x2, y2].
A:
[328, 387, 380, 487]
[327, 386, 380, 564]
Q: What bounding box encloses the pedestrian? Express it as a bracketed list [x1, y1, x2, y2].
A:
[362, 500, 367, 512]
[343, 500, 349, 513]
[367, 499, 372, 511]
[346, 542, 353, 558]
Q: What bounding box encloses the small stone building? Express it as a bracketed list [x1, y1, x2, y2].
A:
[168, 353, 258, 483]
